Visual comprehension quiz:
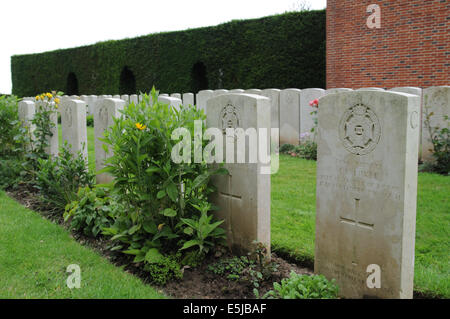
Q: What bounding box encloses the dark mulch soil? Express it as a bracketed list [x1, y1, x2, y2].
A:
[163, 252, 312, 299]
[5, 184, 313, 299]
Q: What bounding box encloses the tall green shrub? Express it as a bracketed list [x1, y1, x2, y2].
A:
[101, 88, 226, 264]
[11, 10, 326, 96]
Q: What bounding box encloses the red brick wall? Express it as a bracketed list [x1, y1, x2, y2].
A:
[326, 0, 449, 89]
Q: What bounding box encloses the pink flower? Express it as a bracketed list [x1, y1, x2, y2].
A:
[309, 99, 319, 107]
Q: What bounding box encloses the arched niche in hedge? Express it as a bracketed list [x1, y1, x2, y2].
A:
[119, 66, 136, 95]
[66, 72, 79, 95]
[191, 62, 208, 93]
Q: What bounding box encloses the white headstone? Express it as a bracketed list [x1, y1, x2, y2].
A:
[300, 88, 325, 139]
[244, 89, 262, 95]
[36, 100, 59, 157]
[61, 99, 88, 161]
[389, 87, 422, 96]
[315, 90, 420, 299]
[158, 96, 182, 111]
[421, 86, 450, 162]
[326, 88, 353, 94]
[279, 89, 301, 145]
[229, 89, 245, 93]
[207, 93, 271, 254]
[261, 89, 281, 147]
[94, 98, 125, 184]
[18, 100, 36, 149]
[214, 89, 229, 96]
[130, 94, 138, 104]
[182, 93, 194, 106]
[196, 90, 214, 114]
[356, 87, 385, 91]
[120, 94, 129, 103]
[170, 93, 182, 100]
[112, 95, 120, 99]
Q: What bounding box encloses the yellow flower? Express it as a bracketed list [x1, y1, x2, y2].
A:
[55, 104, 58, 109]
[35, 95, 40, 100]
[157, 223, 165, 231]
[135, 123, 146, 130]
[47, 93, 53, 99]
[54, 97, 60, 104]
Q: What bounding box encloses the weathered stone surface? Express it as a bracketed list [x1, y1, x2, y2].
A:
[196, 90, 214, 114]
[158, 96, 182, 111]
[421, 86, 450, 162]
[326, 88, 353, 94]
[315, 90, 420, 299]
[130, 94, 138, 104]
[18, 100, 36, 149]
[61, 99, 88, 161]
[300, 88, 325, 139]
[279, 89, 301, 145]
[182, 93, 194, 106]
[120, 94, 129, 103]
[94, 98, 125, 184]
[389, 87, 422, 96]
[356, 87, 385, 91]
[170, 93, 182, 99]
[214, 89, 229, 96]
[261, 89, 281, 147]
[206, 93, 271, 254]
[244, 89, 262, 95]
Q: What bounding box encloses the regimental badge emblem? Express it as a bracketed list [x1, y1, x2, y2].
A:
[219, 102, 241, 134]
[339, 103, 381, 155]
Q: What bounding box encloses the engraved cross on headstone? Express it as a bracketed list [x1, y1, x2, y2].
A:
[340, 198, 374, 266]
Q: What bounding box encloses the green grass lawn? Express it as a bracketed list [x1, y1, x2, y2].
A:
[272, 154, 450, 298]
[0, 190, 165, 298]
[49, 126, 450, 298]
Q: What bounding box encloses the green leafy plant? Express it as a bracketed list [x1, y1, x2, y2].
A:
[423, 106, 449, 175]
[143, 253, 183, 286]
[0, 95, 21, 157]
[263, 271, 339, 299]
[100, 88, 227, 264]
[294, 140, 317, 161]
[180, 202, 226, 254]
[86, 114, 94, 127]
[0, 95, 25, 189]
[34, 141, 94, 212]
[64, 186, 116, 237]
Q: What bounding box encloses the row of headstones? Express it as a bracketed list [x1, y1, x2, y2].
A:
[22, 86, 449, 162]
[205, 89, 425, 299]
[196, 86, 449, 163]
[19, 88, 448, 298]
[18, 95, 184, 185]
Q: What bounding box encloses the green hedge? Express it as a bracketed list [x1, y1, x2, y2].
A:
[11, 10, 325, 97]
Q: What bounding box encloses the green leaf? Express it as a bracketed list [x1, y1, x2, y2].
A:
[157, 189, 166, 199]
[143, 220, 157, 234]
[128, 224, 141, 235]
[180, 239, 202, 251]
[166, 183, 178, 202]
[161, 208, 177, 217]
[145, 248, 164, 264]
[183, 227, 194, 235]
[122, 249, 141, 255]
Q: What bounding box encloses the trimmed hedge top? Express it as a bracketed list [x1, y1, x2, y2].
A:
[11, 10, 325, 97]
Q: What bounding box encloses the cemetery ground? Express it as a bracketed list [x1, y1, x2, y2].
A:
[0, 125, 448, 299]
